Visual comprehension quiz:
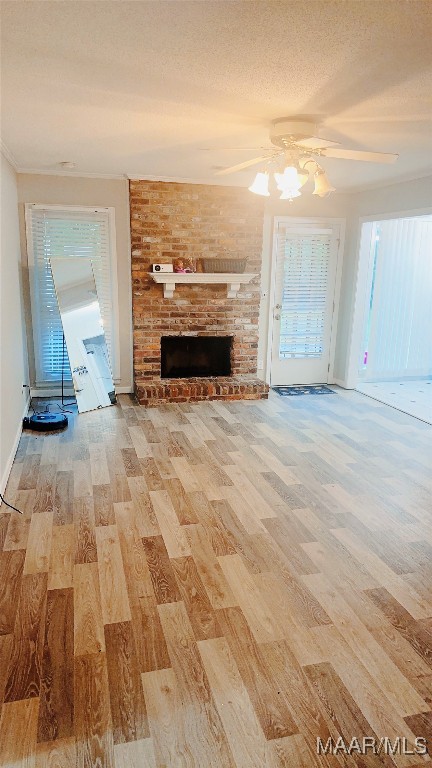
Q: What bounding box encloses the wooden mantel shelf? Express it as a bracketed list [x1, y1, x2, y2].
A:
[149, 272, 257, 299]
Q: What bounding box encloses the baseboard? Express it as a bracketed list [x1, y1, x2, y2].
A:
[30, 387, 75, 397]
[331, 378, 354, 389]
[31, 385, 133, 397]
[0, 395, 30, 498]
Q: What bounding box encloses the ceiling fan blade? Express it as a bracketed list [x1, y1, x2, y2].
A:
[296, 136, 341, 149]
[321, 147, 398, 163]
[214, 153, 280, 176]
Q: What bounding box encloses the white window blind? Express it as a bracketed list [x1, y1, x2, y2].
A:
[26, 207, 116, 387]
[276, 228, 332, 359]
[360, 216, 432, 380]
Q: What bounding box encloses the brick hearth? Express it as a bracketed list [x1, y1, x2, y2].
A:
[135, 377, 269, 406]
[130, 180, 269, 405]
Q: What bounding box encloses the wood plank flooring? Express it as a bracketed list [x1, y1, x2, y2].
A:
[0, 390, 431, 767]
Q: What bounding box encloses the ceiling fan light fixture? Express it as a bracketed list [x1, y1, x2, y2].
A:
[248, 171, 270, 196]
[313, 169, 336, 198]
[219, 115, 397, 197]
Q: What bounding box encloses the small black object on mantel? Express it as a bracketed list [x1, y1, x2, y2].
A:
[23, 413, 68, 431]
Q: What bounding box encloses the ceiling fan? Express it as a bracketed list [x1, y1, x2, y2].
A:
[212, 116, 398, 199]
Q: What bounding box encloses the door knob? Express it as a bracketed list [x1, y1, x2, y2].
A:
[274, 304, 282, 310]
[274, 314, 280, 320]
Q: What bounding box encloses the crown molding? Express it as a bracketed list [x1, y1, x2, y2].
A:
[10, 164, 432, 194]
[126, 172, 233, 186]
[128, 170, 432, 194]
[16, 168, 126, 180]
[0, 140, 19, 170]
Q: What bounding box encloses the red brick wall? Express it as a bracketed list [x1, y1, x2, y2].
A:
[130, 180, 265, 388]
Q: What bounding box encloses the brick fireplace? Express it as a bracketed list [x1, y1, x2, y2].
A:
[130, 180, 269, 405]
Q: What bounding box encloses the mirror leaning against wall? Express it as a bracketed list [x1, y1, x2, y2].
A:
[50, 258, 116, 413]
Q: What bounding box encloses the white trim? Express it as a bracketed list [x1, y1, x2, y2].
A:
[265, 218, 278, 384]
[12, 165, 432, 193]
[125, 182, 134, 390]
[28, 203, 113, 213]
[344, 221, 374, 389]
[344, 207, 432, 390]
[328, 222, 345, 383]
[30, 388, 75, 398]
[25, 204, 44, 387]
[130, 172, 432, 194]
[0, 140, 19, 170]
[0, 396, 30, 498]
[16, 169, 432, 194]
[149, 271, 257, 299]
[265, 216, 345, 386]
[128, 171, 432, 196]
[19, 170, 226, 185]
[106, 207, 121, 380]
[17, 169, 126, 180]
[332, 378, 352, 389]
[31, 385, 132, 397]
[127, 173, 246, 186]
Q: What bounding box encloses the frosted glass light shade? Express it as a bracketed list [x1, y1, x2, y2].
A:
[279, 188, 301, 200]
[248, 172, 270, 196]
[274, 166, 302, 193]
[313, 170, 336, 197]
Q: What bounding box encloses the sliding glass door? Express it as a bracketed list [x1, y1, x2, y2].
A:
[359, 216, 432, 382]
[356, 214, 432, 422]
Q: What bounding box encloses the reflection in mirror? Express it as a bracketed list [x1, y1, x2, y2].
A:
[50, 258, 116, 413]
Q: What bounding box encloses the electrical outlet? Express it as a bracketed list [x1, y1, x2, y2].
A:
[258, 359, 264, 369]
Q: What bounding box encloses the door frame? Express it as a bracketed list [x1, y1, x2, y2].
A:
[266, 216, 345, 386]
[344, 207, 432, 390]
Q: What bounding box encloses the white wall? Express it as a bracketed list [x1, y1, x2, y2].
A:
[0, 155, 30, 494]
[17, 174, 132, 391]
[353, 175, 432, 219]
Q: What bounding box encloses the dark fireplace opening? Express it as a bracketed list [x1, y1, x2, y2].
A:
[161, 336, 232, 378]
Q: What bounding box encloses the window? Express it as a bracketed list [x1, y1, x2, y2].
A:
[276, 226, 333, 359]
[25, 205, 118, 387]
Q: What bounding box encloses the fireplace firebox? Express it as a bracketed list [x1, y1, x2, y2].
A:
[161, 336, 232, 378]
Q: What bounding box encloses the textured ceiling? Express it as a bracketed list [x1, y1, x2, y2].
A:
[1, 0, 432, 190]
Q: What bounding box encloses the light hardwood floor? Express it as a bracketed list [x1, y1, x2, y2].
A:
[0, 390, 431, 767]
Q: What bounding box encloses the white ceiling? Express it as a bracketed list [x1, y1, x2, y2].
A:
[1, 0, 432, 191]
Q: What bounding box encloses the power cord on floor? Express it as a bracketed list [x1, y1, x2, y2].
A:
[29, 396, 76, 416]
[0, 491, 23, 514]
[56, 401, 76, 413]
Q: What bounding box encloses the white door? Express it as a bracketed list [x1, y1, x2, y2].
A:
[270, 223, 340, 385]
